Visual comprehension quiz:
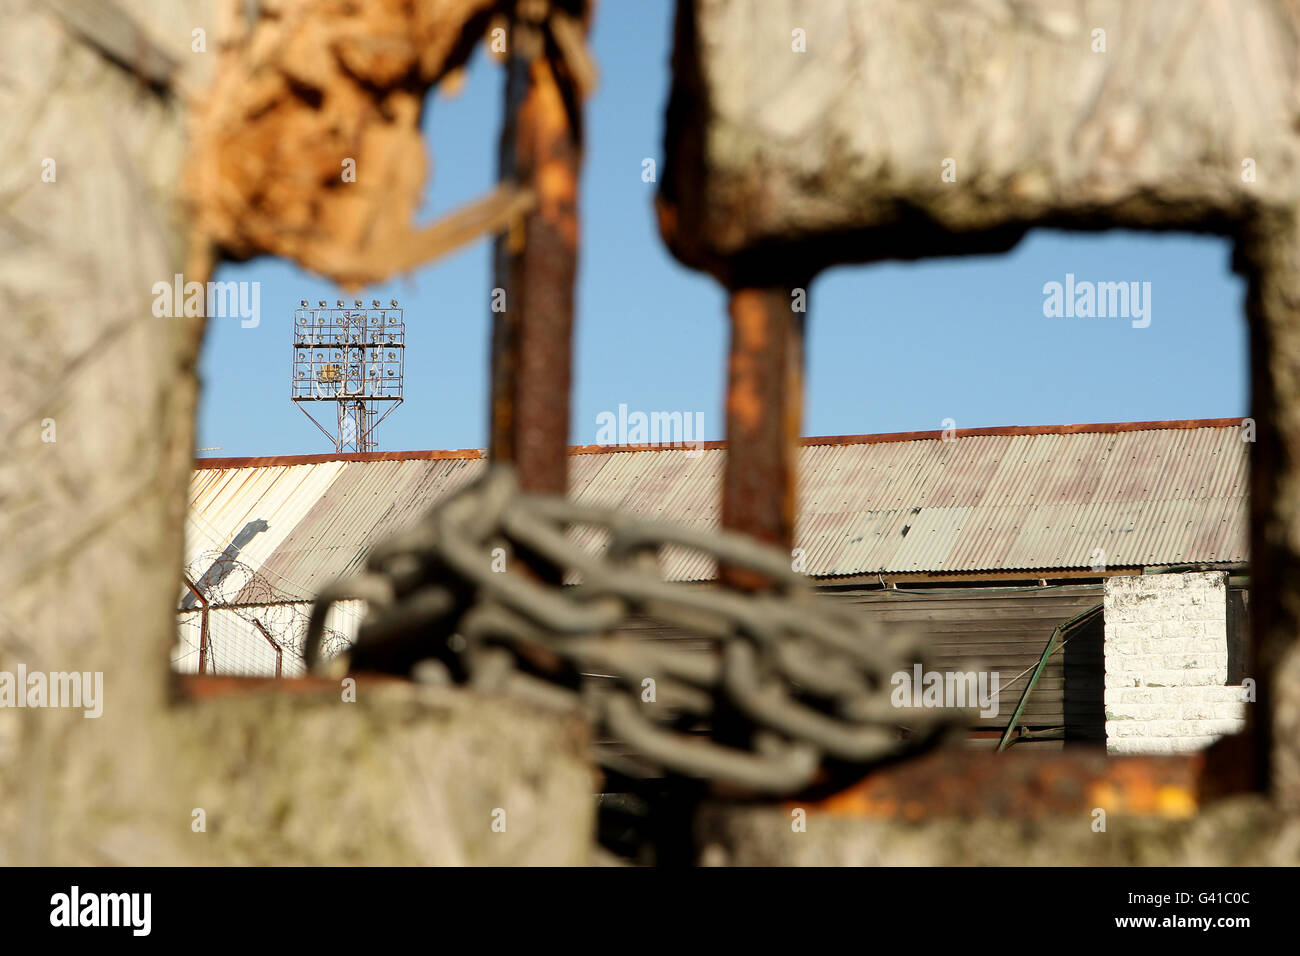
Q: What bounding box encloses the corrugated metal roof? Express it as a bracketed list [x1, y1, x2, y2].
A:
[245, 457, 486, 601]
[186, 419, 1249, 594]
[184, 461, 350, 602]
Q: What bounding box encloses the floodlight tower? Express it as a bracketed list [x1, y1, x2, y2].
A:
[291, 298, 405, 453]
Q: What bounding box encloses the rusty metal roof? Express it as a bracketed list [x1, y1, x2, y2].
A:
[186, 418, 1248, 595]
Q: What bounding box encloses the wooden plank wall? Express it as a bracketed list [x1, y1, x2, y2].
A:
[614, 583, 1108, 752]
[831, 585, 1106, 750]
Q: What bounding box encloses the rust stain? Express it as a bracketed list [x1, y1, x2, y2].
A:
[175, 673, 402, 700]
[194, 419, 1250, 470]
[194, 448, 484, 469]
[530, 57, 581, 246]
[489, 10, 586, 500]
[795, 749, 1226, 821]
[727, 293, 768, 431]
[721, 286, 803, 566]
[801, 417, 1248, 447]
[1156, 785, 1198, 818]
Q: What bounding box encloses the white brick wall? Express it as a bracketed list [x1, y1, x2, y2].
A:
[1103, 571, 1247, 754]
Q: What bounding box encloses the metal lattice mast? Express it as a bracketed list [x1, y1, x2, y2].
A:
[291, 299, 405, 453]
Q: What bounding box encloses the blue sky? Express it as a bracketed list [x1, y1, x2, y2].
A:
[196, 0, 1248, 458]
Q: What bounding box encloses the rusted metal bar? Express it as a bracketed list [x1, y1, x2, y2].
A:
[797, 749, 1213, 821]
[488, 1, 586, 498]
[719, 286, 805, 591]
[251, 618, 283, 679]
[175, 673, 403, 701]
[182, 576, 210, 676]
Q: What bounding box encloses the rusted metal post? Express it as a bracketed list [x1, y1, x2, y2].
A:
[251, 618, 283, 679]
[183, 576, 210, 676]
[719, 286, 805, 591]
[489, 1, 586, 497]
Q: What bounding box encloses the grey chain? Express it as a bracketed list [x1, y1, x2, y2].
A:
[305, 465, 956, 795]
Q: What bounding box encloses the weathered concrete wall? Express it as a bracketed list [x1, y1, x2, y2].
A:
[10, 0, 1300, 867]
[660, 0, 1300, 282]
[1104, 573, 1248, 754]
[0, 0, 595, 866]
[697, 795, 1300, 866]
[172, 683, 595, 866]
[662, 0, 1300, 813]
[0, 0, 214, 867]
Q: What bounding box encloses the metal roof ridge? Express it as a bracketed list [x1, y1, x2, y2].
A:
[193, 417, 1247, 470]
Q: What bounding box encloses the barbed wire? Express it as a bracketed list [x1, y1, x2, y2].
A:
[176, 550, 354, 676]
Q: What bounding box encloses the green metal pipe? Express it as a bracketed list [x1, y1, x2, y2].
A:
[997, 603, 1103, 752]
